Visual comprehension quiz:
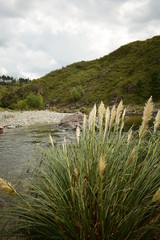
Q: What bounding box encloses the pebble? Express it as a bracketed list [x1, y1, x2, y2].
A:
[0, 110, 70, 129]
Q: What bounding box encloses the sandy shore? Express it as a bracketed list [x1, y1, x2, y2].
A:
[0, 110, 70, 128]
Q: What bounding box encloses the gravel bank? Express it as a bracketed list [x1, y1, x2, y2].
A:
[0, 110, 70, 128]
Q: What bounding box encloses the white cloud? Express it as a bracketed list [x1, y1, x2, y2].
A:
[118, 0, 149, 21]
[0, 67, 8, 75]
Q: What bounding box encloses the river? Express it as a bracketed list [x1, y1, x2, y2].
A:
[0, 114, 142, 184]
[0, 124, 73, 184]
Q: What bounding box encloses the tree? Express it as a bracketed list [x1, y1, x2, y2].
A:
[2, 75, 6, 81]
[19, 78, 30, 84]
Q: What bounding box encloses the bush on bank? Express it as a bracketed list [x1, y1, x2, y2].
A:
[15, 92, 44, 110]
[0, 97, 160, 240]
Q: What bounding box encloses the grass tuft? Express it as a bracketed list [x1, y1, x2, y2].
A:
[1, 98, 160, 239]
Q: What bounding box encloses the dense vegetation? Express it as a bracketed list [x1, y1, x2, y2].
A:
[0, 35, 160, 111]
[15, 92, 44, 110]
[1, 98, 160, 239]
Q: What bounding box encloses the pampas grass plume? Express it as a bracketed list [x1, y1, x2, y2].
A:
[98, 101, 105, 125]
[76, 126, 81, 144]
[127, 128, 133, 144]
[74, 167, 78, 178]
[104, 107, 110, 138]
[99, 155, 106, 179]
[0, 178, 17, 196]
[89, 104, 96, 130]
[120, 122, 124, 136]
[116, 100, 123, 125]
[122, 108, 126, 122]
[127, 147, 136, 165]
[62, 137, 67, 152]
[154, 110, 160, 132]
[49, 134, 54, 148]
[139, 97, 154, 138]
[83, 114, 87, 131]
[152, 188, 160, 202]
[142, 96, 154, 124]
[109, 105, 116, 129]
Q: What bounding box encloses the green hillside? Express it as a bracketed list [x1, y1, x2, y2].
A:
[1, 35, 160, 111]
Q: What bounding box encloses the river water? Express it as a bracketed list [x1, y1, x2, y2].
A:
[0, 115, 142, 184]
[0, 124, 73, 184]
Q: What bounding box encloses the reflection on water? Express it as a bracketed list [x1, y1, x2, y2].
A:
[0, 115, 142, 183]
[0, 124, 73, 183]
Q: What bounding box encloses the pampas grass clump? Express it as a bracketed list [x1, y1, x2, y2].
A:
[1, 98, 160, 240]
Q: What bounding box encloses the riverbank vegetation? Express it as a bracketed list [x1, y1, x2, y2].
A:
[0, 36, 160, 112]
[1, 97, 160, 239]
[14, 92, 44, 110]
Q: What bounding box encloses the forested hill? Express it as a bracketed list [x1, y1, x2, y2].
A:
[1, 35, 160, 111]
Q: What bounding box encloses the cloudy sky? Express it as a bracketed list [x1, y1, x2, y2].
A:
[0, 0, 159, 79]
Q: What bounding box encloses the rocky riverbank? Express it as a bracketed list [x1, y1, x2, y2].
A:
[0, 110, 70, 129]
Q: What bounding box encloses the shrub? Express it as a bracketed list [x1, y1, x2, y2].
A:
[80, 106, 89, 114]
[26, 92, 44, 109]
[14, 92, 44, 110]
[1, 98, 160, 239]
[70, 85, 84, 102]
[15, 99, 28, 110]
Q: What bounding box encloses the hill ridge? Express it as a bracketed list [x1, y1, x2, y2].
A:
[0, 35, 160, 111]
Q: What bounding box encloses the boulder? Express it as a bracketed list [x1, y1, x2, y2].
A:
[0, 124, 3, 133]
[59, 112, 83, 130]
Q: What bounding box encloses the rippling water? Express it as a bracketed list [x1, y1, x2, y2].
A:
[0, 115, 142, 184]
[0, 124, 73, 183]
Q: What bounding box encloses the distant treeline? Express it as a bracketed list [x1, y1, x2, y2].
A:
[0, 75, 31, 85]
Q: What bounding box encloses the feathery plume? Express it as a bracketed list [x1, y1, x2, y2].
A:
[152, 188, 160, 202]
[154, 110, 160, 133]
[99, 155, 106, 180]
[139, 97, 154, 138]
[139, 124, 145, 139]
[76, 126, 81, 144]
[49, 134, 54, 148]
[127, 128, 133, 144]
[89, 104, 97, 130]
[62, 137, 67, 152]
[116, 100, 123, 126]
[127, 147, 136, 165]
[74, 167, 78, 178]
[109, 105, 116, 129]
[98, 101, 105, 126]
[142, 96, 154, 125]
[104, 107, 110, 138]
[0, 178, 17, 196]
[120, 121, 124, 137]
[83, 114, 87, 131]
[122, 108, 126, 122]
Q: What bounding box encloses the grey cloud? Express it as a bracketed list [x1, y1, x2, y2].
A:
[0, 1, 23, 18]
[0, 0, 159, 79]
[20, 28, 97, 67]
[146, 0, 160, 21]
[121, 0, 160, 25]
[0, 0, 38, 19]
